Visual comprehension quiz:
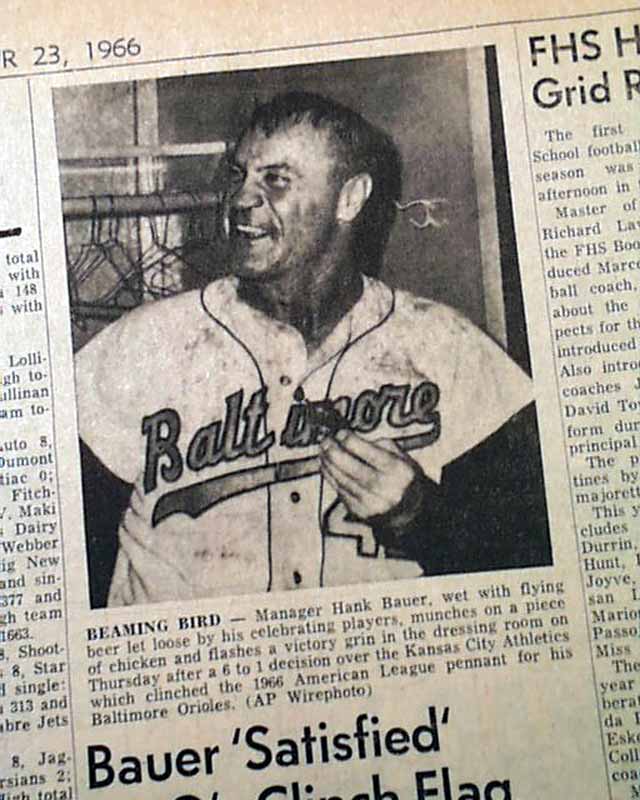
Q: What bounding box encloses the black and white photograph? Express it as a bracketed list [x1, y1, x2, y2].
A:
[53, 46, 552, 609]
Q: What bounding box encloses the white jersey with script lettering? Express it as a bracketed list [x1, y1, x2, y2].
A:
[74, 275, 533, 605]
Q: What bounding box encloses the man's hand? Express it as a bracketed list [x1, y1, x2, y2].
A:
[319, 429, 427, 531]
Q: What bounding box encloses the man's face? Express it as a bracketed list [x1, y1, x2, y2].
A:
[224, 121, 343, 283]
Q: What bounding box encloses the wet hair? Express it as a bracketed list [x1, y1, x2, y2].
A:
[241, 90, 403, 276]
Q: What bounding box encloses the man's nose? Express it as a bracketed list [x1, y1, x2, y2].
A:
[231, 176, 264, 210]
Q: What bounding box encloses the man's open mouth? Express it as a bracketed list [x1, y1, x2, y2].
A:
[235, 224, 271, 240]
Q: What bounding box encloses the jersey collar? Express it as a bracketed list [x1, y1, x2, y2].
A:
[200, 275, 395, 373]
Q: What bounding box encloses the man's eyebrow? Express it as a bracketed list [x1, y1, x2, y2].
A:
[227, 156, 302, 177]
[256, 162, 300, 176]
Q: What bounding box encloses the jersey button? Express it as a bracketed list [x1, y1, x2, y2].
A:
[290, 491, 301, 503]
[293, 570, 302, 585]
[279, 375, 292, 386]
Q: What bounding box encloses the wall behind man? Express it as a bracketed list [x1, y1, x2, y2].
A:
[157, 49, 488, 330]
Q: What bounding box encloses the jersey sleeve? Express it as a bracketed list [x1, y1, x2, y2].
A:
[74, 309, 156, 484]
[442, 314, 534, 467]
[398, 299, 535, 484]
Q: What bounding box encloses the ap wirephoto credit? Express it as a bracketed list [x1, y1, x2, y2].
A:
[53, 47, 552, 609]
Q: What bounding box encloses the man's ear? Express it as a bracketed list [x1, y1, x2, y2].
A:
[336, 173, 373, 223]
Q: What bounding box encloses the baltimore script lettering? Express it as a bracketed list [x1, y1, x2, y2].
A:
[142, 381, 439, 493]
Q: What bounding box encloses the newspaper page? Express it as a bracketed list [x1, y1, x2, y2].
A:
[0, 1, 638, 798]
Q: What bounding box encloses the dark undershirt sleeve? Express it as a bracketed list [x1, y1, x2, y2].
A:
[80, 440, 133, 608]
[374, 403, 552, 576]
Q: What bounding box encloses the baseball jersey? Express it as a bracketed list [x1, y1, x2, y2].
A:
[74, 275, 534, 605]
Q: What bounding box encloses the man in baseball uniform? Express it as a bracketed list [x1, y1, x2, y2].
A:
[76, 91, 550, 607]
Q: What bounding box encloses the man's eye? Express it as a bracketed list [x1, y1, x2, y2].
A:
[264, 173, 289, 189]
